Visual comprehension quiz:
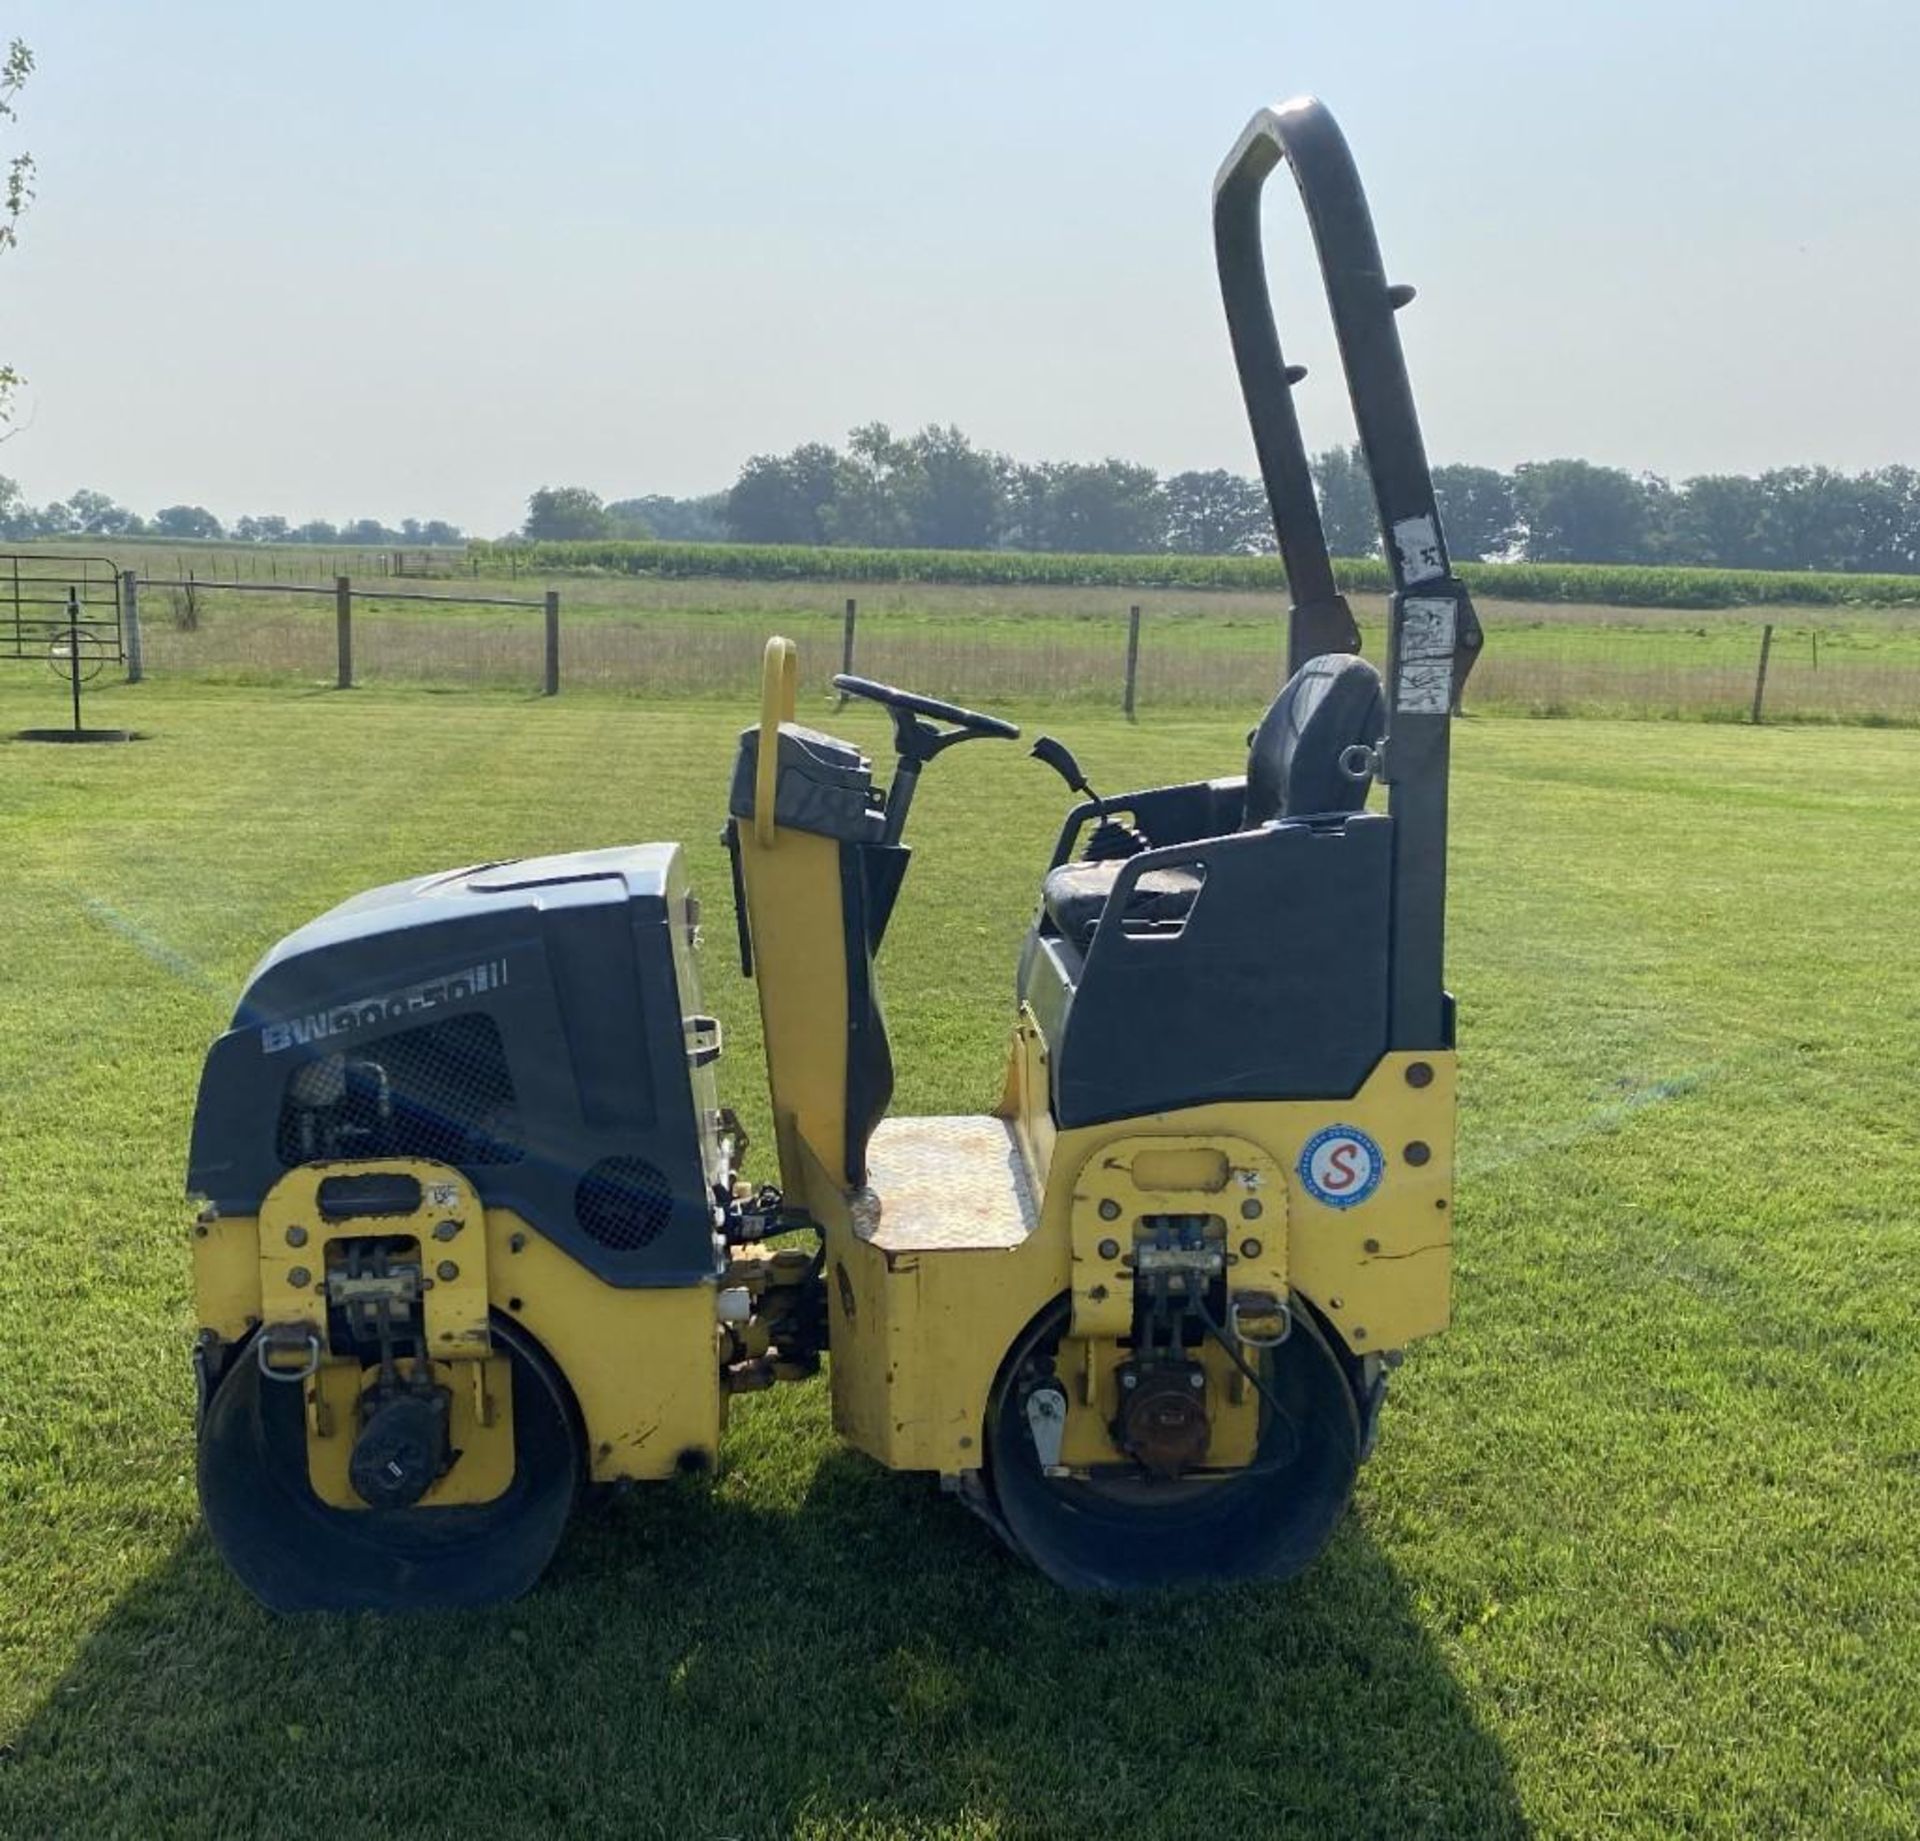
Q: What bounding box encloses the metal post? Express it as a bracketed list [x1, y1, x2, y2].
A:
[67, 587, 82, 734]
[1123, 603, 1142, 718]
[335, 575, 354, 689]
[837, 597, 857, 704]
[123, 570, 144, 683]
[1750, 622, 1774, 725]
[1811, 630, 1819, 672]
[543, 589, 560, 695]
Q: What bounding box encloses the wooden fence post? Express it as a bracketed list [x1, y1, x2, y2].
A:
[1122, 603, 1142, 718]
[837, 597, 857, 704]
[1750, 622, 1774, 725]
[335, 576, 354, 689]
[543, 590, 561, 695]
[122, 569, 144, 683]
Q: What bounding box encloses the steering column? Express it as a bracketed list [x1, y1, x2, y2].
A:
[831, 673, 1020, 844]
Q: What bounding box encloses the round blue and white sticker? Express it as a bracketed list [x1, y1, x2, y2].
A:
[1298, 1125, 1384, 1210]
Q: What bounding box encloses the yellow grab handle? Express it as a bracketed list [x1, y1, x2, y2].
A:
[755, 635, 798, 847]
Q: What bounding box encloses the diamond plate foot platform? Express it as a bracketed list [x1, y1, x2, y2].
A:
[857, 1116, 1038, 1253]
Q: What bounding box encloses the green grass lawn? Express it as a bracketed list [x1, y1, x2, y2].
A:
[1, 676, 1916, 1839]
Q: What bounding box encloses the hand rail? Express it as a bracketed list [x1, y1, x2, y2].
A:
[754, 635, 798, 848]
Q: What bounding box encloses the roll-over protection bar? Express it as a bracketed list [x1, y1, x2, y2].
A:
[1213, 96, 1484, 1047]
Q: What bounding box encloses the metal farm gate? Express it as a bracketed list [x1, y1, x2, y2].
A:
[0, 554, 124, 665]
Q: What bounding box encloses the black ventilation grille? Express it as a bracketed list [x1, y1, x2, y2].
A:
[275, 1011, 523, 1168]
[575, 1157, 675, 1251]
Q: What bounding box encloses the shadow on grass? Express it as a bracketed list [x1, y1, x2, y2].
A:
[0, 1445, 1523, 1840]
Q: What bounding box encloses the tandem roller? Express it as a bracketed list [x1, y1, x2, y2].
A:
[187, 95, 1482, 1608]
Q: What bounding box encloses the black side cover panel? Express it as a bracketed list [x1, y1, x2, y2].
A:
[839, 843, 895, 1187]
[861, 843, 911, 955]
[1050, 815, 1392, 1127]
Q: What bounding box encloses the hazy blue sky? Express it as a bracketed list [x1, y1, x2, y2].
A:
[4, 0, 1914, 534]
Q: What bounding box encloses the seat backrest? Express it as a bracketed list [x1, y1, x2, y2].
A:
[1244, 652, 1386, 826]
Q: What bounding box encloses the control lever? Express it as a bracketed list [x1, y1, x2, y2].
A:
[1029, 735, 1147, 862]
[1029, 735, 1095, 802]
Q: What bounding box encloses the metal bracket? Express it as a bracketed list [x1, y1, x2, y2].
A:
[686, 1014, 724, 1069]
[1024, 1381, 1069, 1477]
[1229, 1290, 1293, 1349]
[256, 1324, 322, 1383]
[1066, 1134, 1289, 1342]
[257, 1160, 492, 1366]
[1338, 742, 1381, 784]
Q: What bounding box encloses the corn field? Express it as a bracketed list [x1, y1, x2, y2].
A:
[472, 538, 1920, 612]
[37, 534, 1920, 614]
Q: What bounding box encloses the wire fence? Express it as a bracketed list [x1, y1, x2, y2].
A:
[97, 544, 476, 584]
[123, 574, 556, 694]
[88, 574, 1920, 727]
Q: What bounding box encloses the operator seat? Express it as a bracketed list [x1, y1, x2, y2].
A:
[1040, 652, 1386, 945]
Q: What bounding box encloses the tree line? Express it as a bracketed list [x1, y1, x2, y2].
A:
[1311, 451, 1920, 573]
[8, 432, 1915, 576]
[527, 426, 1920, 575]
[0, 480, 465, 547]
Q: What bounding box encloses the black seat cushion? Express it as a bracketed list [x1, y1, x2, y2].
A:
[1042, 859, 1204, 945]
[1244, 652, 1385, 825]
[1040, 653, 1383, 949]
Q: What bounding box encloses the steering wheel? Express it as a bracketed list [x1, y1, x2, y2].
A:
[832, 674, 1019, 845]
[831, 673, 1020, 762]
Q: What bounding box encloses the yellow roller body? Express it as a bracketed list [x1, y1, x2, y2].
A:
[807, 1013, 1455, 1479]
[191, 1158, 725, 1508]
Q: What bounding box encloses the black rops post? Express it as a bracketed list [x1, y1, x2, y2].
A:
[1213, 98, 1484, 1050]
[16, 586, 138, 743]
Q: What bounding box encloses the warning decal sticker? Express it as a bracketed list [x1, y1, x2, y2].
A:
[1396, 595, 1459, 715]
[1392, 514, 1446, 583]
